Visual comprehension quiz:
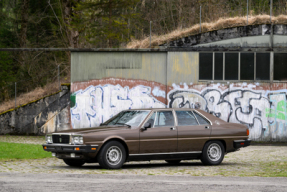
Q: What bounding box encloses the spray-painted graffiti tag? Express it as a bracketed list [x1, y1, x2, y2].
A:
[71, 81, 287, 141]
[70, 84, 166, 128]
[168, 85, 287, 141]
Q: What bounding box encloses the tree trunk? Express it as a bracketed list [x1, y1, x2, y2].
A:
[20, 0, 29, 48]
[108, 0, 112, 48]
[62, 0, 80, 48]
[19, 0, 29, 66]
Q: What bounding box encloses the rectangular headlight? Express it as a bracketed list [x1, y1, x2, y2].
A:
[46, 135, 53, 144]
[72, 136, 83, 144]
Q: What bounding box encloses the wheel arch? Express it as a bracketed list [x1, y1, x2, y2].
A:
[98, 137, 130, 161]
[203, 139, 226, 152]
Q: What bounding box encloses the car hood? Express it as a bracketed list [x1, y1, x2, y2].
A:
[53, 125, 130, 135]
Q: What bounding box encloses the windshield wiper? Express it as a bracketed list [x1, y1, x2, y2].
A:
[115, 123, 131, 128]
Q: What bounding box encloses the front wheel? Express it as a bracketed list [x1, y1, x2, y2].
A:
[201, 141, 225, 165]
[63, 159, 85, 167]
[97, 141, 126, 169]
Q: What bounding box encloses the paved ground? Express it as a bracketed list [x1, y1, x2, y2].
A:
[1, 142, 287, 177]
[1, 136, 287, 191]
[0, 173, 287, 192]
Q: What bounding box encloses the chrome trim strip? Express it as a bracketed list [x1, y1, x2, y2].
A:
[178, 137, 210, 140]
[43, 144, 98, 147]
[191, 111, 200, 125]
[178, 136, 248, 140]
[130, 151, 202, 156]
[125, 140, 139, 143]
[210, 136, 248, 139]
[194, 110, 213, 125]
[140, 138, 178, 142]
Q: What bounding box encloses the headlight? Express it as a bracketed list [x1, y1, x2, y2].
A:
[46, 135, 53, 144]
[72, 136, 83, 144]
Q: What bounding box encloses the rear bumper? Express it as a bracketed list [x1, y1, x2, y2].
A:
[42, 144, 98, 153]
[233, 139, 251, 149]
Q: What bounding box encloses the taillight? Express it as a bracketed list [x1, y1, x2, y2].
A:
[247, 129, 249, 136]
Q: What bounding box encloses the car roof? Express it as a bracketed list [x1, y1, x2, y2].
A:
[124, 108, 224, 124]
[126, 108, 196, 111]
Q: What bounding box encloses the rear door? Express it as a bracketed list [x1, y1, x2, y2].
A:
[176, 110, 211, 152]
[139, 110, 177, 153]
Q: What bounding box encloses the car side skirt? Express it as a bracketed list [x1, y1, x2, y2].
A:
[128, 151, 202, 161]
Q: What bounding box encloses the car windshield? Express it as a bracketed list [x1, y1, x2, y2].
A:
[103, 110, 150, 128]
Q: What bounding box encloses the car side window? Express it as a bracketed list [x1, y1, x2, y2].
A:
[193, 111, 210, 125]
[154, 111, 175, 127]
[176, 111, 198, 126]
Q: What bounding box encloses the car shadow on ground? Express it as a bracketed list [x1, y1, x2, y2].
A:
[52, 161, 240, 170]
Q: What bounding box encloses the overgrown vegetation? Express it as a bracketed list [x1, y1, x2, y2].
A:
[0, 142, 51, 160]
[0, 0, 286, 105]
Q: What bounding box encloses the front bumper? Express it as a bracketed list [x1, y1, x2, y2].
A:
[42, 144, 98, 153]
[233, 139, 251, 149]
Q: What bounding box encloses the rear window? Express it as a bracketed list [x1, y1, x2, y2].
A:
[193, 112, 210, 125]
[175, 111, 198, 126]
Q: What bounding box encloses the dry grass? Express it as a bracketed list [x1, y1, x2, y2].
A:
[0, 77, 70, 114]
[127, 15, 287, 49]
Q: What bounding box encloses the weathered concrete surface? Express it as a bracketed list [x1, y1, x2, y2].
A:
[160, 24, 287, 48]
[0, 173, 287, 192]
[0, 85, 70, 135]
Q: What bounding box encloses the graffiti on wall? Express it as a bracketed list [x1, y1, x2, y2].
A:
[70, 84, 166, 128]
[71, 81, 287, 141]
[168, 84, 287, 140]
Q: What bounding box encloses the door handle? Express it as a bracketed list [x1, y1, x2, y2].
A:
[170, 127, 176, 131]
[205, 126, 210, 129]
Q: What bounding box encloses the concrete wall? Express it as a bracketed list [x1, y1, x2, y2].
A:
[160, 24, 287, 48]
[0, 85, 71, 135]
[70, 51, 287, 142]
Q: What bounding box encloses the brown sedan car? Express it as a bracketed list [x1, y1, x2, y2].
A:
[43, 108, 250, 169]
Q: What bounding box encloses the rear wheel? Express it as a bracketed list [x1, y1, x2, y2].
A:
[201, 141, 224, 165]
[165, 160, 181, 164]
[63, 159, 85, 167]
[97, 141, 126, 169]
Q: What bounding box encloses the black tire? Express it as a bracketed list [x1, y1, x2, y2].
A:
[63, 159, 85, 167]
[201, 141, 225, 165]
[97, 141, 126, 169]
[165, 160, 181, 164]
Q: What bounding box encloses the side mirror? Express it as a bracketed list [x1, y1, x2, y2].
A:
[141, 122, 151, 131]
[144, 122, 151, 128]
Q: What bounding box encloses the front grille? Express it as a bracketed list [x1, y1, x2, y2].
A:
[52, 135, 70, 144]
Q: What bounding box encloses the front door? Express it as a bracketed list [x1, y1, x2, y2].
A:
[139, 110, 177, 153]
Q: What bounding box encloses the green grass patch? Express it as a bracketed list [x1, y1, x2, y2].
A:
[0, 142, 51, 161]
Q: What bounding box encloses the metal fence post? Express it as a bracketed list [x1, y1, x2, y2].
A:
[247, 0, 249, 25]
[270, 0, 273, 23]
[15, 82, 17, 109]
[270, 0, 273, 49]
[58, 65, 60, 90]
[200, 6, 202, 33]
[150, 21, 152, 48]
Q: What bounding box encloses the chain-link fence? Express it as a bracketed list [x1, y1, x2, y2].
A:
[129, 0, 287, 48]
[0, 64, 69, 114]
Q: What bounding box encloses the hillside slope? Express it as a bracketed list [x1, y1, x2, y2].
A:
[127, 15, 287, 48]
[0, 77, 70, 114]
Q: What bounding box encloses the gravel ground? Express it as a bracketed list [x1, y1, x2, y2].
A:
[0, 135, 45, 145]
[0, 136, 287, 177]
